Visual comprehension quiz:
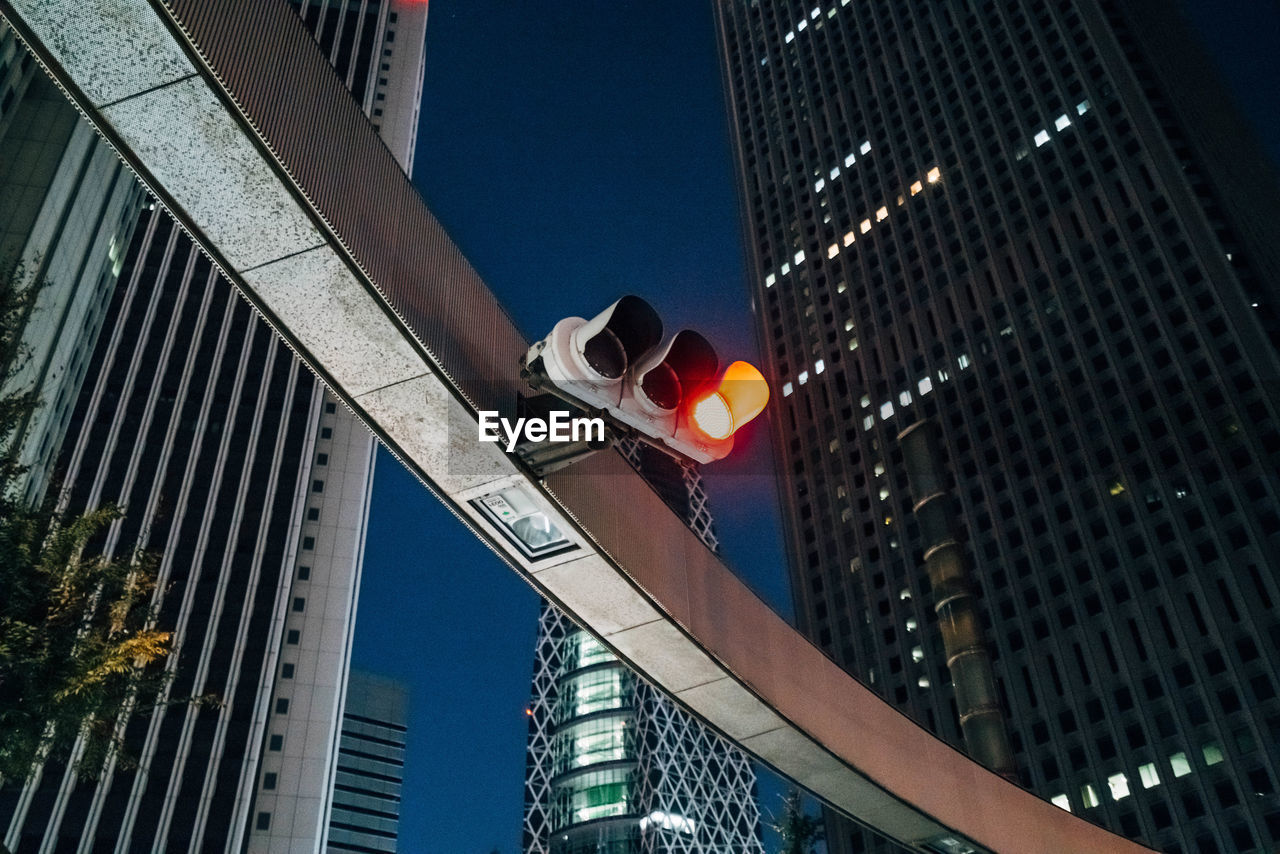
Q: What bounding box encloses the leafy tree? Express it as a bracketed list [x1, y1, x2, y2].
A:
[0, 264, 203, 781]
[771, 788, 824, 854]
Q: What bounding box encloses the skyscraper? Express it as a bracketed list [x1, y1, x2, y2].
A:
[522, 443, 763, 854]
[0, 2, 426, 850]
[327, 671, 408, 854]
[713, 0, 1280, 851]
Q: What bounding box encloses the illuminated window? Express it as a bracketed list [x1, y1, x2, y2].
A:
[880, 401, 894, 419]
[844, 319, 855, 332]
[1109, 480, 1126, 496]
[845, 152, 856, 167]
[860, 395, 870, 407]
[860, 219, 872, 234]
[898, 390, 912, 406]
[765, 272, 776, 287]
[848, 337, 858, 351]
[863, 415, 874, 431]
[798, 370, 809, 385]
[1055, 114, 1071, 131]
[843, 231, 855, 246]
[860, 140, 872, 154]
[1035, 129, 1051, 147]
[910, 180, 923, 195]
[1108, 773, 1130, 800]
[794, 249, 805, 265]
[814, 178, 826, 193]
[905, 618, 917, 632]
[830, 167, 840, 180]
[917, 676, 930, 688]
[1015, 144, 1029, 161]
[897, 194, 905, 206]
[785, 31, 795, 42]
[782, 381, 794, 397]
[1076, 99, 1091, 115]
[918, 376, 933, 395]
[781, 262, 791, 275]
[1202, 743, 1224, 765]
[797, 19, 807, 31]
[874, 462, 885, 476]
[1051, 794, 1071, 812]
[828, 243, 839, 259]
[1170, 752, 1192, 777]
[899, 588, 911, 600]
[814, 359, 825, 374]
[926, 166, 941, 183]
[1080, 783, 1100, 808]
[957, 353, 970, 369]
[1138, 763, 1160, 789]
[810, 6, 820, 17]
[875, 206, 889, 221]
[911, 646, 924, 662]
[879, 486, 890, 500]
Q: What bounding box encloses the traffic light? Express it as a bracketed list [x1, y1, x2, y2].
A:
[522, 296, 769, 464]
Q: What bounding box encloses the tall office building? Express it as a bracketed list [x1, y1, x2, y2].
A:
[522, 444, 763, 854]
[714, 0, 1280, 851]
[327, 671, 408, 854]
[0, 2, 426, 851]
[0, 20, 145, 505]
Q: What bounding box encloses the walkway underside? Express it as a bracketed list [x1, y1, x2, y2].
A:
[0, 2, 1152, 852]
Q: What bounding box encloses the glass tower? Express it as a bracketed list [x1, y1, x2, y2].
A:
[327, 671, 408, 854]
[522, 443, 764, 854]
[713, 0, 1280, 851]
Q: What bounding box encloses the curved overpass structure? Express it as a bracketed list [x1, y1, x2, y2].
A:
[0, 1, 1151, 851]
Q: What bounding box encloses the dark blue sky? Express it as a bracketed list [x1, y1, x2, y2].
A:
[349, 1, 1280, 852]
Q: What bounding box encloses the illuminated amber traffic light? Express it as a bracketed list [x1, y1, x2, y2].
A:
[524, 297, 769, 464]
[688, 361, 770, 441]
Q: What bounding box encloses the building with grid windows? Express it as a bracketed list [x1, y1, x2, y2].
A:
[0, 2, 426, 851]
[713, 0, 1280, 851]
[522, 443, 763, 854]
[327, 671, 408, 854]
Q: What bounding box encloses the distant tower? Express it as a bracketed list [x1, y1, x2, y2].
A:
[0, 2, 426, 852]
[714, 0, 1280, 851]
[328, 671, 408, 854]
[522, 441, 763, 854]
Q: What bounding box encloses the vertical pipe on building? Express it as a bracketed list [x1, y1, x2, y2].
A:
[898, 419, 1018, 782]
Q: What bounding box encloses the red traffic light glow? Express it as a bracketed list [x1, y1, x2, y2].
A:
[688, 361, 770, 442]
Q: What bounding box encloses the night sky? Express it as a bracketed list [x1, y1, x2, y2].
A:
[348, 1, 1280, 853]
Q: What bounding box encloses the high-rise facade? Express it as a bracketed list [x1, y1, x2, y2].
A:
[714, 0, 1280, 852]
[0, 20, 145, 505]
[327, 671, 408, 854]
[522, 443, 763, 854]
[0, 2, 426, 851]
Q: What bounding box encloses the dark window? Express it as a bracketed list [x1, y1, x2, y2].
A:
[276, 698, 289, 714]
[263, 773, 277, 790]
[268, 735, 283, 752]
[293, 598, 306, 612]
[281, 663, 295, 678]
[286, 630, 300, 645]
[256, 812, 271, 831]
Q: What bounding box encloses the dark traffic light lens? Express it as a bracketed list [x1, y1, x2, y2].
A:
[640, 363, 681, 411]
[581, 328, 626, 379]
